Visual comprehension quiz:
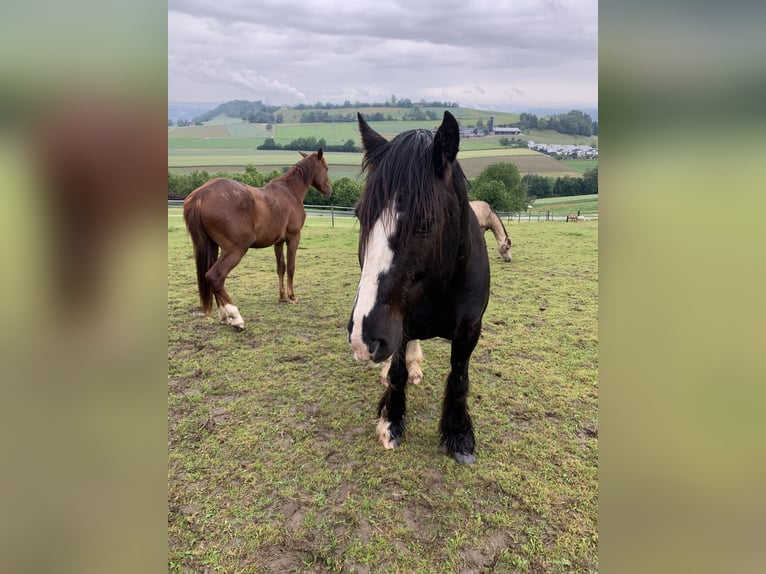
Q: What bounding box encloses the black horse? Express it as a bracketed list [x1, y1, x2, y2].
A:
[348, 111, 490, 464]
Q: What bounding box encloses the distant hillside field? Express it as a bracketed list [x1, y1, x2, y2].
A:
[168, 107, 595, 180]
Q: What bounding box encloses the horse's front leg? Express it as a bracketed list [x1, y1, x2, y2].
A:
[284, 233, 300, 302]
[376, 342, 409, 449]
[274, 242, 288, 302]
[440, 328, 481, 464]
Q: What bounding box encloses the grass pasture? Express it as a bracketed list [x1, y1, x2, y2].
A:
[532, 195, 600, 216]
[168, 212, 598, 573]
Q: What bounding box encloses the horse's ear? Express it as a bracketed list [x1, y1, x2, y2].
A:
[433, 110, 460, 175]
[317, 148, 323, 160]
[299, 151, 308, 158]
[357, 112, 387, 154]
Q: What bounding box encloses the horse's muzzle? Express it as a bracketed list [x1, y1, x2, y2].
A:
[350, 334, 394, 364]
[350, 336, 372, 362]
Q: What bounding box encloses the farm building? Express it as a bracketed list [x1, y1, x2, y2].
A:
[459, 128, 484, 138]
[492, 126, 522, 135]
[487, 116, 522, 136]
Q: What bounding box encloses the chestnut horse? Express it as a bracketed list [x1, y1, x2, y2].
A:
[183, 150, 332, 330]
[470, 200, 512, 262]
[348, 112, 490, 464]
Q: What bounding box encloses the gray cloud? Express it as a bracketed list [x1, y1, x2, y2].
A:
[168, 0, 597, 110]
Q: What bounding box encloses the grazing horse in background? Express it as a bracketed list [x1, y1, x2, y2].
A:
[183, 150, 332, 330]
[348, 111, 490, 464]
[566, 214, 579, 222]
[470, 200, 513, 262]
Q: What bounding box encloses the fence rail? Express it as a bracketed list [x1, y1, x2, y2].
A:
[168, 200, 596, 223]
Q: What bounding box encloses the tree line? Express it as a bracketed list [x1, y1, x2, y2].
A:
[168, 162, 597, 211]
[297, 106, 441, 123]
[516, 110, 598, 137]
[294, 97, 460, 110]
[523, 166, 598, 199]
[257, 136, 359, 152]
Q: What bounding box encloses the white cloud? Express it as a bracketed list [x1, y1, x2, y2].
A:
[168, 1, 597, 110]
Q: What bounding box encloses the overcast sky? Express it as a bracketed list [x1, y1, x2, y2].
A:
[168, 0, 597, 112]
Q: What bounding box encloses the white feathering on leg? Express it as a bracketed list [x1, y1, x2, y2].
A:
[376, 418, 395, 449]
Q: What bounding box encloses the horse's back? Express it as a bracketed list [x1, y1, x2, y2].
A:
[469, 200, 490, 230]
[185, 178, 258, 248]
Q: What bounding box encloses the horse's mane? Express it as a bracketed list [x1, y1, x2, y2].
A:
[279, 153, 315, 187]
[357, 129, 467, 247]
[489, 207, 510, 241]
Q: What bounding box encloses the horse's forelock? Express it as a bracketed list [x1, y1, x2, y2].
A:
[358, 129, 460, 248]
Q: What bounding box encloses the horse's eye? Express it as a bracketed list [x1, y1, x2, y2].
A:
[416, 219, 434, 235]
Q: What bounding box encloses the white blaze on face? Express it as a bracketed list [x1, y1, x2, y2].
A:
[349, 207, 397, 361]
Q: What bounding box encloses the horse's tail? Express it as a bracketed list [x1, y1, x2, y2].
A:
[183, 191, 218, 315]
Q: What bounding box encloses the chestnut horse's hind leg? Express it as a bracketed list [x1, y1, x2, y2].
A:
[284, 233, 301, 302]
[205, 247, 247, 330]
[440, 327, 481, 464]
[274, 242, 288, 302]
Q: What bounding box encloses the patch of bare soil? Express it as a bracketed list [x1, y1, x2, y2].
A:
[460, 531, 516, 572]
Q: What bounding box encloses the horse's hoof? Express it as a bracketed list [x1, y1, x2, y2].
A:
[376, 419, 402, 449]
[382, 437, 400, 450]
[451, 451, 476, 465]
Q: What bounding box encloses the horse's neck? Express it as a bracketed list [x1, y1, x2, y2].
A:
[275, 163, 311, 200]
[487, 211, 508, 243]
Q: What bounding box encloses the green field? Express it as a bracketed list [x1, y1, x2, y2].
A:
[169, 110, 595, 181]
[532, 194, 599, 215]
[168, 212, 598, 572]
[168, 146, 582, 181]
[562, 159, 598, 174]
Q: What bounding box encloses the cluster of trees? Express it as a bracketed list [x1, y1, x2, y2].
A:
[357, 112, 395, 122]
[469, 163, 526, 212]
[498, 137, 528, 148]
[299, 111, 357, 123]
[401, 107, 440, 121]
[257, 136, 359, 152]
[522, 166, 598, 199]
[192, 100, 281, 124]
[516, 110, 597, 136]
[168, 165, 283, 200]
[298, 106, 441, 123]
[170, 119, 202, 127]
[467, 163, 598, 212]
[303, 177, 362, 206]
[294, 97, 459, 110]
[169, 161, 598, 211]
[245, 111, 283, 124]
